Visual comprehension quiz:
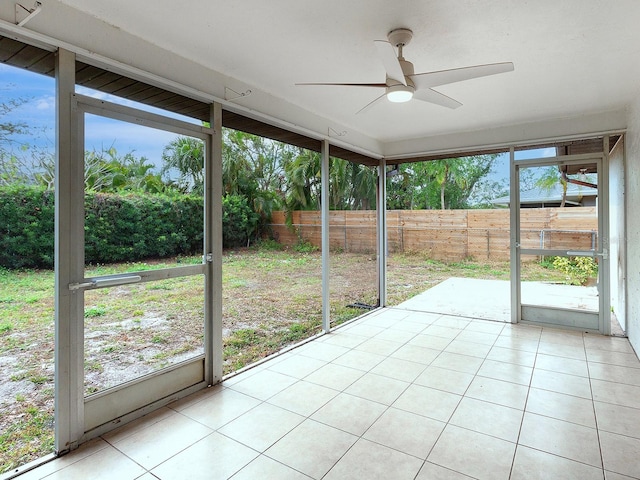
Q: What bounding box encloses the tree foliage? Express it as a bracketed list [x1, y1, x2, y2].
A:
[161, 137, 204, 194]
[387, 155, 499, 210]
[535, 166, 568, 207]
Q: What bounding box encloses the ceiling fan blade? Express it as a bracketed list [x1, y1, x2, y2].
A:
[413, 88, 463, 109]
[373, 40, 407, 86]
[295, 82, 386, 88]
[410, 62, 514, 89]
[356, 92, 387, 115]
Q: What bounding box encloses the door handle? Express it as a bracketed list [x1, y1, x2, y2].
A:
[566, 249, 608, 260]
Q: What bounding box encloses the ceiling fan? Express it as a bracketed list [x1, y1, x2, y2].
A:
[296, 28, 514, 114]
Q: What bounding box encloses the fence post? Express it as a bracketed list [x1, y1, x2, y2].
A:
[344, 212, 347, 251]
[400, 211, 404, 253]
[487, 229, 490, 260]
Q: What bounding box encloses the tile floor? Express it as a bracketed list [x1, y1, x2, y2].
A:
[17, 308, 640, 480]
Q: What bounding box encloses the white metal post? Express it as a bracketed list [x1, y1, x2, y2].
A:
[321, 139, 330, 332]
[601, 137, 611, 335]
[377, 160, 387, 307]
[509, 147, 521, 324]
[204, 102, 223, 384]
[55, 48, 84, 453]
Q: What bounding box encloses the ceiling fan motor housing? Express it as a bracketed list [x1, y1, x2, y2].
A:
[387, 28, 413, 47]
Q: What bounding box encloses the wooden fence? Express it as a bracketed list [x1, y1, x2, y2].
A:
[269, 207, 598, 261]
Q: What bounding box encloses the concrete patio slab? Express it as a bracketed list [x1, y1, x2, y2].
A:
[395, 277, 599, 323]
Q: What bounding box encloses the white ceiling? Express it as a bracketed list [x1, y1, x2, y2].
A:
[11, 0, 640, 157]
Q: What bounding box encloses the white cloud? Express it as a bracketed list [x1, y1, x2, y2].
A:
[36, 96, 56, 110]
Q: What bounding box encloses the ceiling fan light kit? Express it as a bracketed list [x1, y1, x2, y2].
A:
[296, 27, 514, 114]
[386, 83, 414, 102]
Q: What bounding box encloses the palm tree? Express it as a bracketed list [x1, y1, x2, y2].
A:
[161, 136, 204, 193]
[536, 166, 568, 207]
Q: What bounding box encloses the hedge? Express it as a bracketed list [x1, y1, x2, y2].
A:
[0, 186, 257, 269]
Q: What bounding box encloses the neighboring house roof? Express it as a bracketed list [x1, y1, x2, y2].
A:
[491, 183, 598, 207]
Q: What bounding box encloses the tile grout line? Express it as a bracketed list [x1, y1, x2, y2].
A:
[507, 324, 542, 480]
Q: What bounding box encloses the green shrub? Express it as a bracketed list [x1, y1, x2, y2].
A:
[551, 256, 598, 286]
[1, 186, 263, 268]
[83, 191, 203, 264]
[0, 185, 55, 269]
[222, 194, 259, 248]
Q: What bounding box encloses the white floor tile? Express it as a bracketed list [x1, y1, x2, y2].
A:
[465, 320, 505, 335]
[374, 327, 416, 343]
[477, 359, 533, 385]
[427, 424, 516, 480]
[267, 380, 338, 416]
[591, 379, 640, 409]
[296, 341, 349, 362]
[311, 392, 387, 436]
[408, 333, 452, 350]
[537, 342, 586, 361]
[583, 335, 635, 354]
[265, 419, 357, 479]
[430, 351, 484, 374]
[109, 412, 213, 470]
[323, 438, 423, 480]
[370, 356, 427, 382]
[303, 362, 364, 391]
[449, 397, 523, 442]
[413, 365, 474, 395]
[267, 354, 327, 378]
[586, 350, 640, 368]
[415, 462, 476, 479]
[217, 403, 304, 452]
[424, 324, 463, 339]
[393, 384, 462, 422]
[493, 335, 539, 353]
[41, 445, 146, 480]
[320, 332, 367, 349]
[390, 344, 441, 364]
[588, 362, 640, 387]
[344, 372, 409, 405]
[180, 388, 261, 430]
[331, 349, 386, 371]
[151, 432, 257, 480]
[444, 339, 492, 358]
[363, 407, 445, 459]
[519, 412, 602, 467]
[535, 353, 589, 377]
[604, 470, 640, 480]
[525, 387, 596, 428]
[455, 330, 499, 346]
[594, 401, 640, 438]
[600, 431, 640, 478]
[353, 337, 403, 356]
[530, 368, 592, 399]
[228, 369, 298, 400]
[465, 376, 529, 410]
[487, 346, 537, 367]
[232, 455, 313, 480]
[511, 445, 604, 480]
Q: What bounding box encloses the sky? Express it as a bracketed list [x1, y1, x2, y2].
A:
[1, 63, 189, 171]
[1, 62, 556, 188]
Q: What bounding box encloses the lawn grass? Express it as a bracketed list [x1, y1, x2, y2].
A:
[0, 248, 567, 473]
